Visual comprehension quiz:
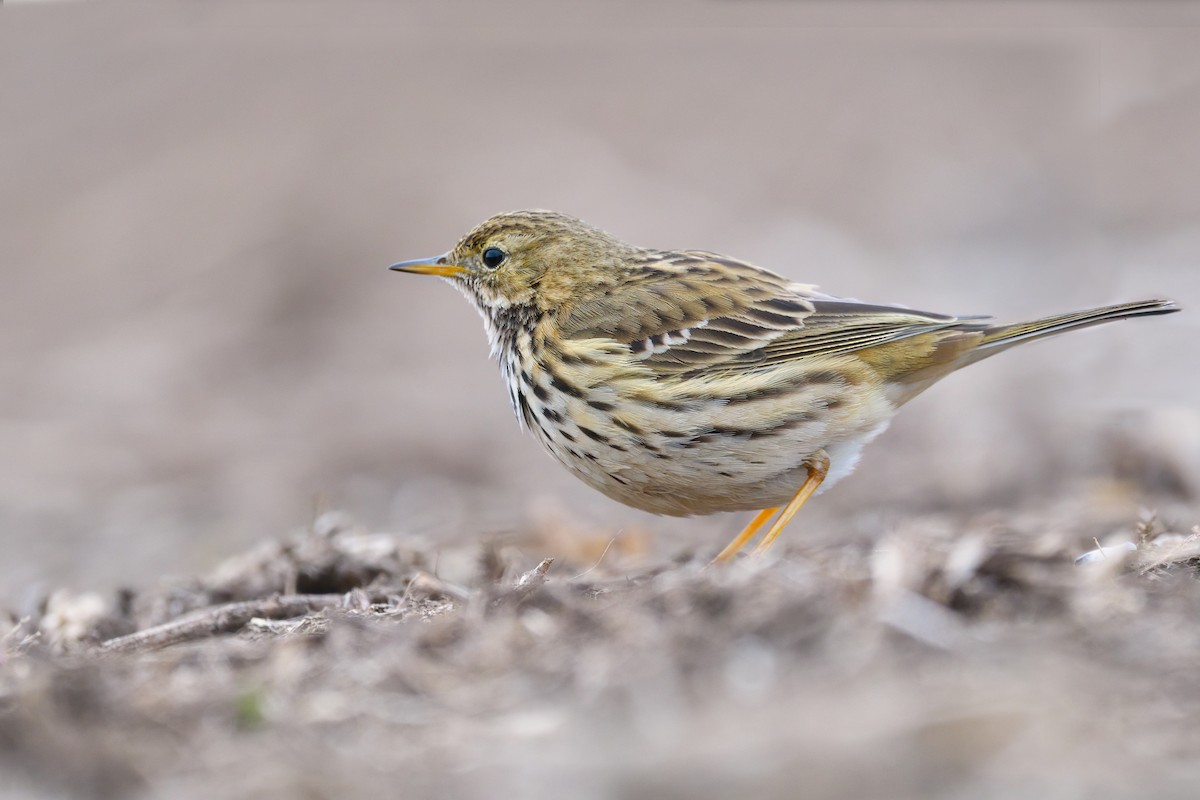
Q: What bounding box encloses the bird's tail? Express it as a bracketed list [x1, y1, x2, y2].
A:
[965, 298, 1180, 363]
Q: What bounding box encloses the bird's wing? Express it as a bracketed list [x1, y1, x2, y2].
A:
[556, 251, 983, 376]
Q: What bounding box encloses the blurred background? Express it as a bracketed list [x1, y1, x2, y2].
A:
[1, 0, 1197, 603]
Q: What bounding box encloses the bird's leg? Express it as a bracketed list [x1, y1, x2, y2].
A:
[749, 450, 831, 557]
[711, 507, 779, 564]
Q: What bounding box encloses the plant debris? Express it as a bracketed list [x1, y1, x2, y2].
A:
[3, 501, 1200, 799]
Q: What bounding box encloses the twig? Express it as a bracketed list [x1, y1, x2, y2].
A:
[489, 558, 555, 612]
[515, 558, 554, 590]
[404, 571, 471, 603]
[2, 616, 30, 644]
[97, 594, 347, 655]
[569, 537, 618, 581]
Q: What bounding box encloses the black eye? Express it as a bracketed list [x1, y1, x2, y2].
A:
[481, 247, 506, 269]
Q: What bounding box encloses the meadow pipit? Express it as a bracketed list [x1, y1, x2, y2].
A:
[391, 211, 1179, 561]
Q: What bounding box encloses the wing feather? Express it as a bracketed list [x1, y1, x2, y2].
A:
[555, 252, 982, 376]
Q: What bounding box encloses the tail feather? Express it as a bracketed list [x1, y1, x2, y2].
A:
[970, 298, 1180, 360]
[876, 298, 1178, 407]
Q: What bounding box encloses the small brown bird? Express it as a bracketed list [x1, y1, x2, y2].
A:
[391, 211, 1179, 561]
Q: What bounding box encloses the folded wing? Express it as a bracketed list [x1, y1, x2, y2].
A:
[556, 251, 984, 377]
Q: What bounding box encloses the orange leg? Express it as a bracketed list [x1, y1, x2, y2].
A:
[711, 507, 779, 564]
[750, 450, 831, 557]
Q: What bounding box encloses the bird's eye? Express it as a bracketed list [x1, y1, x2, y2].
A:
[481, 247, 506, 269]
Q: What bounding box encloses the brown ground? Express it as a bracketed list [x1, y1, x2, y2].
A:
[5, 501, 1200, 799]
[2, 2, 1199, 798]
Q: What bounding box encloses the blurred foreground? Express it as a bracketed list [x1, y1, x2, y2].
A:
[1, 0, 1197, 600]
[4, 493, 1200, 799]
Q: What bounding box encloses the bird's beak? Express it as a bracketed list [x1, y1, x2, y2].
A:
[388, 253, 466, 278]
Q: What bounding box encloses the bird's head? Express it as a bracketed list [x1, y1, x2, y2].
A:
[390, 210, 637, 314]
